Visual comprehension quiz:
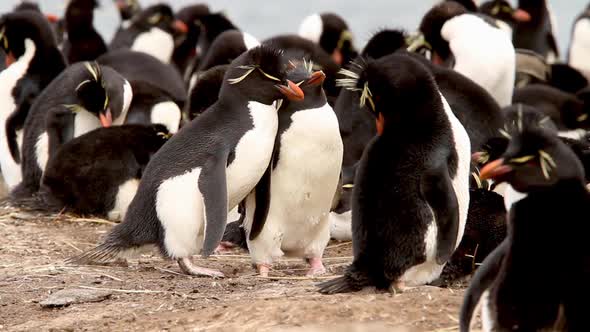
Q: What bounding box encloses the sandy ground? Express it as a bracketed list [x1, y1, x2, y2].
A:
[0, 203, 471, 332]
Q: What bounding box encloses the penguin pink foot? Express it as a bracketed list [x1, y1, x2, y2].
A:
[257, 263, 271, 277]
[306, 257, 326, 276]
[177, 258, 224, 278]
[214, 241, 237, 254]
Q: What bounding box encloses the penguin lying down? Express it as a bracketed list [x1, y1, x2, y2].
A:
[67, 45, 305, 277]
[460, 109, 590, 332]
[40, 124, 172, 221]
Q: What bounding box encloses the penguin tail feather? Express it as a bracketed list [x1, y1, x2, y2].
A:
[65, 242, 125, 266]
[317, 266, 371, 294]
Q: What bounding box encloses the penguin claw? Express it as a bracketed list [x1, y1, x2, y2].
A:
[177, 258, 225, 278]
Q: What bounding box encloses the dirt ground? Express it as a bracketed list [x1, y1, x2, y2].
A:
[0, 202, 471, 332]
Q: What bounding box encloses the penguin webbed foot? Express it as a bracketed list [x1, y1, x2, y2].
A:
[256, 263, 271, 277]
[177, 257, 225, 278]
[306, 257, 326, 277]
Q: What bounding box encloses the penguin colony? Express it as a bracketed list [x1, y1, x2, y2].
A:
[1, 0, 590, 330]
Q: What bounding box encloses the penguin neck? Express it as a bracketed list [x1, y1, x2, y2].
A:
[27, 42, 66, 86]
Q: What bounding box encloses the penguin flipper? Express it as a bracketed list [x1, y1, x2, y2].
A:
[7, 83, 39, 163]
[199, 152, 229, 257]
[421, 163, 460, 264]
[247, 158, 273, 241]
[459, 239, 508, 332]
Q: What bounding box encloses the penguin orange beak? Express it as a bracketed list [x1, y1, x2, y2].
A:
[479, 158, 513, 180]
[99, 109, 113, 128]
[276, 80, 305, 101]
[307, 71, 326, 87]
[332, 49, 343, 65]
[513, 9, 532, 22]
[46, 14, 59, 24]
[5, 52, 15, 67]
[173, 20, 189, 34]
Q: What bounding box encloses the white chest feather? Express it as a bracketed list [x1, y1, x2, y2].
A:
[481, 290, 496, 332]
[226, 101, 279, 208]
[569, 18, 590, 75]
[0, 39, 35, 188]
[401, 94, 471, 286]
[73, 109, 101, 138]
[265, 103, 343, 245]
[442, 14, 515, 107]
[504, 184, 528, 212]
[131, 28, 174, 64]
[298, 14, 323, 44]
[150, 101, 181, 133]
[107, 178, 140, 221]
[120, 80, 133, 123]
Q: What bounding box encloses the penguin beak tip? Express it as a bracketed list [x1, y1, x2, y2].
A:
[173, 20, 189, 34]
[99, 109, 113, 128]
[307, 71, 326, 87]
[479, 158, 512, 181]
[276, 80, 305, 101]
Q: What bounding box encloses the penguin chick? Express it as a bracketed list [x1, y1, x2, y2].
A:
[460, 113, 590, 332]
[66, 45, 304, 278]
[41, 124, 171, 221]
[243, 63, 343, 277]
[318, 53, 471, 294]
[13, 62, 132, 199]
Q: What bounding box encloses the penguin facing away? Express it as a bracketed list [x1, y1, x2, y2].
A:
[319, 53, 471, 294]
[41, 124, 172, 221]
[0, 10, 66, 190]
[66, 46, 305, 277]
[460, 115, 590, 332]
[243, 63, 343, 277]
[62, 0, 107, 64]
[13, 62, 132, 199]
[419, 1, 516, 107]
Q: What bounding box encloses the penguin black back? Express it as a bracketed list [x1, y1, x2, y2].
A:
[197, 30, 257, 72]
[186, 64, 228, 120]
[41, 124, 171, 218]
[63, 0, 107, 63]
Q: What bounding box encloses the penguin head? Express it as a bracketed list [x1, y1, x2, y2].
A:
[72, 62, 132, 128]
[418, 1, 468, 65]
[114, 0, 141, 21]
[479, 106, 585, 192]
[65, 0, 99, 29]
[131, 4, 188, 37]
[337, 53, 440, 135]
[0, 10, 58, 65]
[479, 0, 532, 26]
[223, 45, 304, 105]
[194, 12, 236, 52]
[361, 29, 407, 60]
[299, 13, 357, 66]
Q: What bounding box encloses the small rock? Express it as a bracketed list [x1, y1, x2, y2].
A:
[40, 288, 113, 308]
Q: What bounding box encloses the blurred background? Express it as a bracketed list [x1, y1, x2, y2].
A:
[0, 0, 586, 59]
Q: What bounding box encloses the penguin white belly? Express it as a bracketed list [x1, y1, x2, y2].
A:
[0, 40, 35, 188]
[107, 178, 140, 221]
[569, 18, 590, 77]
[248, 104, 343, 261]
[35, 133, 49, 172]
[329, 210, 353, 241]
[481, 290, 496, 332]
[73, 109, 101, 138]
[503, 185, 528, 212]
[131, 28, 174, 64]
[443, 15, 515, 107]
[225, 101, 279, 209]
[156, 101, 278, 258]
[150, 101, 181, 133]
[401, 95, 471, 286]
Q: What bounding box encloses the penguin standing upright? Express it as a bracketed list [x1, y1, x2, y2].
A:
[197, 30, 260, 72]
[298, 13, 357, 66]
[186, 64, 228, 120]
[41, 124, 171, 221]
[172, 4, 210, 74]
[110, 4, 188, 64]
[513, 0, 559, 63]
[460, 116, 590, 332]
[13, 62, 132, 199]
[0, 11, 66, 190]
[243, 64, 343, 277]
[67, 46, 305, 277]
[568, 4, 590, 79]
[418, 1, 516, 107]
[319, 53, 471, 294]
[62, 0, 108, 63]
[113, 0, 141, 29]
